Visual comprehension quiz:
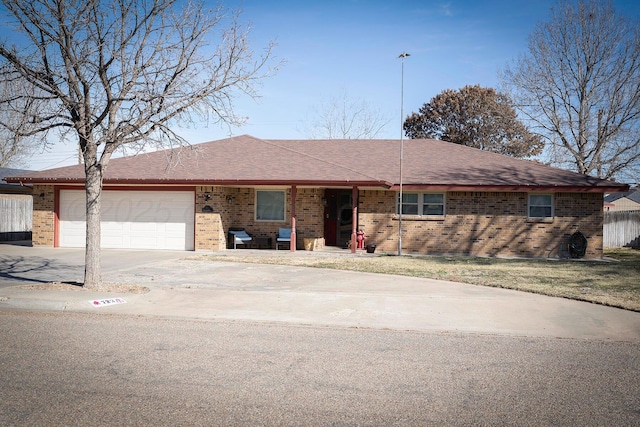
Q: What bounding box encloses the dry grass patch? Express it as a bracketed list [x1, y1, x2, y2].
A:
[198, 248, 640, 311]
[20, 282, 150, 294]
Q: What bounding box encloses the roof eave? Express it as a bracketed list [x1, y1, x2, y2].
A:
[4, 177, 85, 185]
[8, 178, 628, 193]
[101, 179, 392, 188]
[390, 184, 630, 193]
[8, 178, 393, 189]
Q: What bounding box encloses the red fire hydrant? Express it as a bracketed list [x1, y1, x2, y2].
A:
[356, 230, 366, 249]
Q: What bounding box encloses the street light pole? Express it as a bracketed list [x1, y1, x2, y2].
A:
[398, 52, 409, 256]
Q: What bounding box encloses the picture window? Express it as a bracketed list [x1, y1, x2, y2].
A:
[256, 190, 285, 221]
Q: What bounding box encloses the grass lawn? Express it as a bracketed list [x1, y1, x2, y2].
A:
[199, 248, 640, 312]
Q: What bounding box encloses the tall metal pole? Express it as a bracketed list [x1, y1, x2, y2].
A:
[398, 52, 409, 256]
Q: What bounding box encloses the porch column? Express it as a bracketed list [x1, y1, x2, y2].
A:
[351, 186, 358, 253]
[290, 185, 297, 252]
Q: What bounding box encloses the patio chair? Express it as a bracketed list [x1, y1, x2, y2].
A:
[228, 228, 253, 249]
[275, 227, 292, 250]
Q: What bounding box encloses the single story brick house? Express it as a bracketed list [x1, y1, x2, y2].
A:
[6, 135, 629, 258]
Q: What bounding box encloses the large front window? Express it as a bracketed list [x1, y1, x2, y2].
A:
[256, 190, 285, 221]
[397, 193, 445, 216]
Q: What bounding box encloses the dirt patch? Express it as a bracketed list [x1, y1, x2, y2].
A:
[19, 282, 150, 294]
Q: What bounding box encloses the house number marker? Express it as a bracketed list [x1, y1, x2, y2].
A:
[90, 298, 126, 307]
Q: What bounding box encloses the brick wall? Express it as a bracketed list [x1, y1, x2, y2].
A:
[36, 184, 603, 258]
[33, 184, 324, 251]
[195, 186, 227, 250]
[358, 190, 604, 258]
[31, 184, 55, 246]
[293, 188, 325, 245]
[195, 186, 324, 250]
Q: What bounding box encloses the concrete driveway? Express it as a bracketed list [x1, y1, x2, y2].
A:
[2, 242, 640, 342]
[0, 241, 190, 287]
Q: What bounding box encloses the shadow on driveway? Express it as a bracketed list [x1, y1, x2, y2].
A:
[0, 255, 83, 287]
[0, 243, 190, 288]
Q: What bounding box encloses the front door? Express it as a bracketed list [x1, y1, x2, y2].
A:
[323, 189, 354, 247]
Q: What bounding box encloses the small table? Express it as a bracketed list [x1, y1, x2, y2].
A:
[253, 237, 272, 249]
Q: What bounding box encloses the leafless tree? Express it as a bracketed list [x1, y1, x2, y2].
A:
[501, 0, 640, 181]
[0, 123, 30, 167]
[0, 79, 40, 167]
[0, 0, 278, 289]
[305, 90, 390, 139]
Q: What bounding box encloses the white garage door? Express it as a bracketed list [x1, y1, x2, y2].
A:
[59, 190, 195, 250]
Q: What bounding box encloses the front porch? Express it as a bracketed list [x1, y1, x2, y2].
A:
[195, 185, 372, 253]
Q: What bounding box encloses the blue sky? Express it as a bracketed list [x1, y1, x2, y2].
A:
[8, 0, 640, 170]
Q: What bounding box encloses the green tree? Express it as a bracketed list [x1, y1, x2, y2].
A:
[502, 0, 640, 181]
[403, 85, 543, 158]
[0, 0, 278, 289]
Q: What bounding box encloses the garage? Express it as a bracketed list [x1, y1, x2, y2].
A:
[59, 190, 195, 250]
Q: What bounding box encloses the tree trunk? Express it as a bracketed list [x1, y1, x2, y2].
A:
[83, 161, 103, 290]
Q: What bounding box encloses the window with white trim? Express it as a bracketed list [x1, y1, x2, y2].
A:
[256, 190, 285, 221]
[399, 193, 419, 215]
[528, 194, 553, 218]
[397, 193, 445, 216]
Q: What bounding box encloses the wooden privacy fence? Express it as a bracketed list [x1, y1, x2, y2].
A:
[604, 210, 640, 248]
[0, 195, 32, 241]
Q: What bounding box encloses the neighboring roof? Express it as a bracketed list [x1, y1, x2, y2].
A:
[0, 167, 34, 194]
[4, 135, 630, 193]
[604, 188, 640, 203]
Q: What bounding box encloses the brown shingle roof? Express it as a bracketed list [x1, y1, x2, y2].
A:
[5, 135, 629, 192]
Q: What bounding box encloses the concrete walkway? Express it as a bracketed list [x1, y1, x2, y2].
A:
[1, 243, 640, 342]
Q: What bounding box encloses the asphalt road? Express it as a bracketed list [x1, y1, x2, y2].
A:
[1, 311, 639, 426]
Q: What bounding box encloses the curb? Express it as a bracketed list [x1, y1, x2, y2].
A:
[0, 291, 141, 314]
[0, 296, 70, 312]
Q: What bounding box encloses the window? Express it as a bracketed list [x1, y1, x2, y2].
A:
[399, 193, 419, 215]
[256, 190, 285, 221]
[397, 193, 445, 216]
[528, 194, 553, 218]
[423, 193, 445, 216]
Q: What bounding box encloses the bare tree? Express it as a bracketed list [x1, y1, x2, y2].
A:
[0, 79, 40, 167]
[305, 90, 390, 139]
[0, 124, 30, 167]
[0, 0, 277, 289]
[501, 0, 640, 181]
[403, 85, 544, 158]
